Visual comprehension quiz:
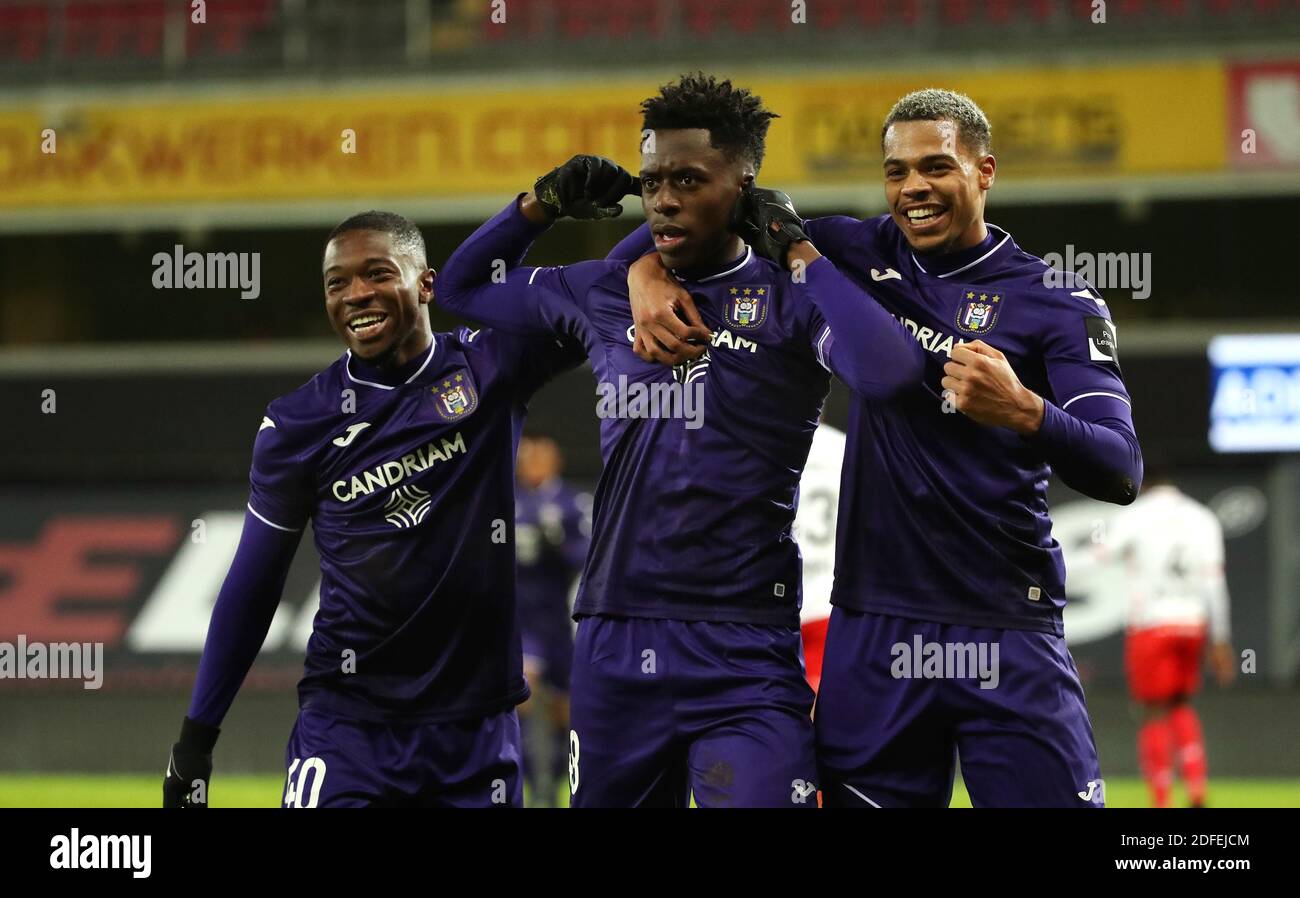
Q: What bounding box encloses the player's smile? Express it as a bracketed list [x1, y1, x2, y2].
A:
[346, 311, 389, 341]
[323, 229, 433, 365]
[883, 118, 994, 255]
[900, 202, 950, 235]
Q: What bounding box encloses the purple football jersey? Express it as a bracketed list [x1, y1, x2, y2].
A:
[802, 215, 1141, 634]
[515, 477, 590, 614]
[440, 202, 922, 627]
[247, 327, 583, 722]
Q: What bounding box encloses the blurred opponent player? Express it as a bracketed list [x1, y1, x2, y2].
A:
[792, 421, 846, 693]
[514, 434, 591, 806]
[162, 212, 582, 807]
[1108, 472, 1235, 807]
[627, 89, 1143, 806]
[438, 74, 923, 806]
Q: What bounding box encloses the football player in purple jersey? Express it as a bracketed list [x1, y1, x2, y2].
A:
[514, 434, 590, 806]
[621, 88, 1142, 807]
[437, 73, 924, 806]
[163, 211, 583, 807]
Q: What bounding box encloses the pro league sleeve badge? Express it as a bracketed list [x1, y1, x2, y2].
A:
[1085, 316, 1120, 369]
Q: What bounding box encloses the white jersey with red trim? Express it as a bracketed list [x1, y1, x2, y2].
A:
[1108, 485, 1231, 640]
[794, 423, 846, 624]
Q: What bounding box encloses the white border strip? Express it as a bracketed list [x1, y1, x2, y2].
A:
[1061, 390, 1132, 411]
[843, 783, 882, 808]
[246, 503, 300, 532]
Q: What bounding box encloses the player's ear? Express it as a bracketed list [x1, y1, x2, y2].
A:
[420, 268, 436, 305]
[978, 154, 996, 190]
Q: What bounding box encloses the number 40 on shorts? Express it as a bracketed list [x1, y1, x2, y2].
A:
[284, 757, 327, 808]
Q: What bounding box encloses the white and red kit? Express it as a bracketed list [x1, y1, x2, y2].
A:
[1110, 485, 1231, 702]
[794, 424, 846, 692]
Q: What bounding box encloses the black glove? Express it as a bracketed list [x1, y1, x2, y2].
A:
[163, 716, 220, 808]
[533, 155, 638, 220]
[735, 185, 810, 267]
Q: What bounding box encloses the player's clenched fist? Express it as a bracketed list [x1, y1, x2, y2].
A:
[627, 253, 710, 365]
[533, 155, 639, 221]
[940, 340, 1045, 435]
[163, 716, 220, 808]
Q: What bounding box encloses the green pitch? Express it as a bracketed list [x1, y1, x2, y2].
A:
[2, 775, 1298, 807]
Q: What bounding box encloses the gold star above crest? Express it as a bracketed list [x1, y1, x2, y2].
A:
[757, 288, 766, 295]
[992, 295, 1001, 302]
[455, 373, 464, 382]
[979, 293, 988, 301]
[743, 288, 752, 295]
[443, 380, 451, 388]
[729, 287, 738, 295]
[966, 291, 975, 299]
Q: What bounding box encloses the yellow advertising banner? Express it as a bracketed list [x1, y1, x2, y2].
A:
[0, 61, 1226, 209]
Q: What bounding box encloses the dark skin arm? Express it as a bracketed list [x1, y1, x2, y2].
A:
[519, 192, 555, 226]
[627, 235, 822, 365]
[1209, 641, 1236, 687]
[628, 252, 710, 363]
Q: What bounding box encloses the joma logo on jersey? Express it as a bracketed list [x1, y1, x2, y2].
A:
[724, 285, 769, 329]
[955, 291, 1002, 335]
[430, 372, 478, 422]
[331, 432, 467, 502]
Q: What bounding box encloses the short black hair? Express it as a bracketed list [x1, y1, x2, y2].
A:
[326, 210, 427, 267]
[882, 88, 992, 156]
[641, 72, 778, 173]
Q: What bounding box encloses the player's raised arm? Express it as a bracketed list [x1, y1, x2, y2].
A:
[743, 186, 925, 401]
[164, 412, 311, 808]
[606, 221, 655, 264]
[437, 155, 637, 339]
[605, 219, 713, 363]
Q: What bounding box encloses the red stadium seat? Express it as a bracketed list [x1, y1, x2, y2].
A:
[0, 3, 49, 62]
[1026, 0, 1053, 20]
[686, 0, 715, 35]
[815, 0, 845, 30]
[727, 0, 761, 35]
[944, 0, 973, 25]
[986, 0, 1015, 24]
[481, 0, 540, 42]
[184, 0, 274, 57]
